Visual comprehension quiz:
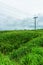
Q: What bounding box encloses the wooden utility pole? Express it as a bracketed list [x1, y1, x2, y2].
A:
[34, 16, 38, 30]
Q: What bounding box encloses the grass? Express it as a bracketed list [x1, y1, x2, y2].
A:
[0, 30, 43, 65]
[0, 53, 17, 65]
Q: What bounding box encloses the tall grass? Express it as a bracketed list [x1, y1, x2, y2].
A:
[0, 30, 43, 65]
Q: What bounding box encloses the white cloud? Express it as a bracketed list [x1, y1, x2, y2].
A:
[0, 0, 43, 19]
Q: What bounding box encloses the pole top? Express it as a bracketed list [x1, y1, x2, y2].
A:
[33, 16, 38, 19]
[34, 16, 38, 19]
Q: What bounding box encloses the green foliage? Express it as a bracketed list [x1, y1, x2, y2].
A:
[0, 53, 17, 65]
[10, 46, 31, 60]
[0, 30, 43, 65]
[19, 53, 43, 65]
[0, 30, 40, 54]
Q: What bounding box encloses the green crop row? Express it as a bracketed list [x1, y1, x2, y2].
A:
[0, 30, 43, 65]
[0, 30, 40, 54]
[0, 53, 17, 65]
[19, 53, 43, 65]
[10, 36, 43, 60]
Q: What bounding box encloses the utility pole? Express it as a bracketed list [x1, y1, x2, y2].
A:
[33, 16, 38, 30]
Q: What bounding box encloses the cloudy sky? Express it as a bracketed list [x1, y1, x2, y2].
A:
[0, 0, 43, 19]
[0, 0, 43, 30]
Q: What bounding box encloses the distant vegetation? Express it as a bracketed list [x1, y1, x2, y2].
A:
[0, 30, 43, 65]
